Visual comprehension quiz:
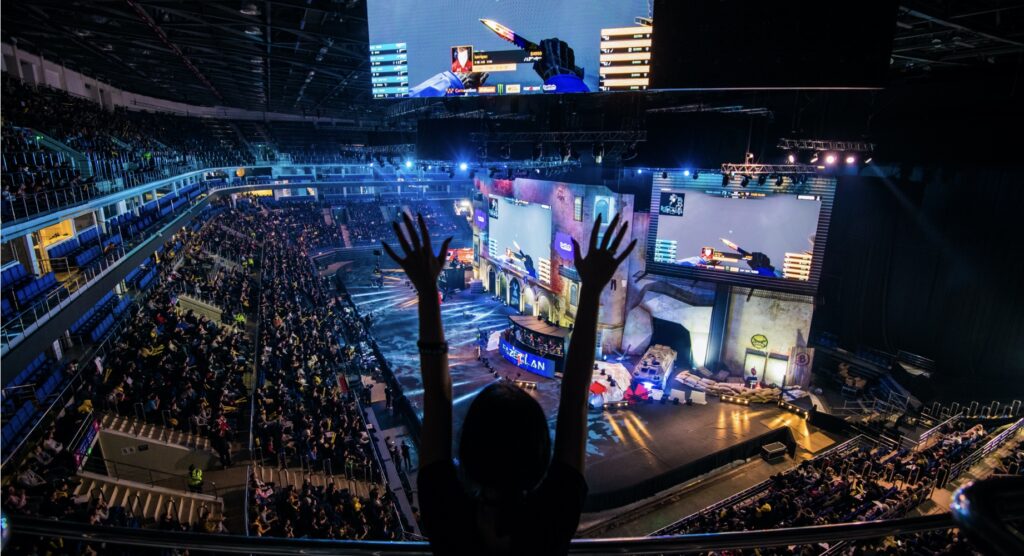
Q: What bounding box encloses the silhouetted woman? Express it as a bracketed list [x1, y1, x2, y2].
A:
[385, 212, 634, 555]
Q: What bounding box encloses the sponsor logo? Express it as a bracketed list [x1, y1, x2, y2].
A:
[506, 83, 521, 94]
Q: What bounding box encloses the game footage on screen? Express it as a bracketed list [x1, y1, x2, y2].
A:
[486, 196, 552, 282]
[367, 0, 652, 98]
[653, 189, 821, 282]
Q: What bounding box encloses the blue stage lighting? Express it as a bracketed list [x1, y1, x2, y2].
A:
[459, 162, 468, 171]
[683, 169, 691, 177]
[404, 160, 413, 168]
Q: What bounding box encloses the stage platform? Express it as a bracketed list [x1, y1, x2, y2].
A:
[339, 259, 838, 510]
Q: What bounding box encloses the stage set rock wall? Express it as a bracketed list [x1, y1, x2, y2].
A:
[622, 276, 716, 366]
[722, 288, 814, 376]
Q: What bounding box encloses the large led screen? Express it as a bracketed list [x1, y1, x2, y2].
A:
[367, 0, 653, 98]
[647, 172, 836, 294]
[485, 195, 552, 283]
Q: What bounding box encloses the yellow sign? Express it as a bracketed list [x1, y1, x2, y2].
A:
[751, 334, 768, 349]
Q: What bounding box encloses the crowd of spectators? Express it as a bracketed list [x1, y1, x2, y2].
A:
[839, 528, 982, 555]
[1, 75, 251, 204]
[0, 207, 242, 553]
[248, 202, 403, 539]
[670, 442, 933, 538]
[886, 423, 991, 483]
[2, 122, 92, 202]
[93, 208, 253, 456]
[249, 472, 401, 540]
[340, 199, 392, 245]
[994, 438, 1024, 475]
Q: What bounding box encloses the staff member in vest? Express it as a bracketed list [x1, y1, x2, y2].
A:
[188, 464, 204, 493]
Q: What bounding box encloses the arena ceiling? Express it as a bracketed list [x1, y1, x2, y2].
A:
[2, 0, 374, 117]
[2, 1, 1021, 121]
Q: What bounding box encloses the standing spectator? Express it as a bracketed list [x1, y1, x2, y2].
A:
[401, 440, 412, 471]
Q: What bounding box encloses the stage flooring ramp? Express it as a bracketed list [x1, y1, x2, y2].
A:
[583, 403, 798, 511]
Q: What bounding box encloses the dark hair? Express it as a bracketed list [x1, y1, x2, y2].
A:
[459, 382, 551, 495]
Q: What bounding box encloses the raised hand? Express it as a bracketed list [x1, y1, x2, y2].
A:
[382, 212, 452, 294]
[570, 213, 636, 291]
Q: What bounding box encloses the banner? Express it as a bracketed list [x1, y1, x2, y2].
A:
[500, 338, 556, 378]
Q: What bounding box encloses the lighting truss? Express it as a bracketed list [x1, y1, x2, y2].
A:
[777, 138, 875, 153]
[343, 144, 415, 155]
[468, 131, 646, 144]
[647, 104, 772, 116]
[720, 163, 818, 175]
[414, 158, 582, 172]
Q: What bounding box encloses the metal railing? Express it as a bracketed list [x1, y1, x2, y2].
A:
[83, 455, 221, 498]
[1, 161, 202, 224]
[1, 185, 210, 353]
[1, 243, 127, 351]
[944, 418, 1024, 487]
[0, 512, 966, 555]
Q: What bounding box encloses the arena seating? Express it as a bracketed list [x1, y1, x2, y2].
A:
[1, 75, 249, 215]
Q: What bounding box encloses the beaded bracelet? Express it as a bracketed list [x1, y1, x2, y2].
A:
[417, 341, 449, 355]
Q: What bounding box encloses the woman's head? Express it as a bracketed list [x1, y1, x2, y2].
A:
[458, 382, 551, 496]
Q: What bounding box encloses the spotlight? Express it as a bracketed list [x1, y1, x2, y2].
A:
[740, 175, 750, 188]
[692, 171, 700, 180]
[535, 168, 541, 174]
[500, 143, 512, 160]
[592, 143, 605, 164]
[637, 168, 643, 174]
[721, 173, 730, 187]
[845, 155, 856, 164]
[661, 171, 668, 179]
[477, 144, 488, 159]
[682, 169, 691, 177]
[746, 152, 754, 160]
[532, 143, 544, 160]
[459, 162, 468, 171]
[787, 154, 796, 164]
[757, 174, 767, 186]
[809, 153, 819, 164]
[825, 153, 837, 165]
[404, 160, 412, 169]
[775, 175, 784, 187]
[864, 157, 873, 164]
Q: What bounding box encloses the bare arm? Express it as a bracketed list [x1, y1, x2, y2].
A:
[383, 213, 453, 469]
[553, 214, 635, 473]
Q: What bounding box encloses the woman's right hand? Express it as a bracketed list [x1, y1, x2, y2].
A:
[383, 212, 452, 295]
[571, 213, 636, 292]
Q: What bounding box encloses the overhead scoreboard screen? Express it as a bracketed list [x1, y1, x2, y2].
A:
[646, 171, 837, 294]
[366, 0, 653, 98]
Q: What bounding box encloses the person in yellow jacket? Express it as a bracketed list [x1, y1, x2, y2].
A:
[188, 464, 204, 493]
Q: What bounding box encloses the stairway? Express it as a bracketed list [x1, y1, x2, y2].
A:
[340, 225, 353, 248]
[74, 471, 224, 527]
[253, 463, 373, 498]
[29, 128, 93, 179]
[100, 412, 211, 452]
[176, 293, 224, 324]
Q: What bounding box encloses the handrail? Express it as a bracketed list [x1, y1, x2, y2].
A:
[4, 512, 959, 555]
[244, 464, 252, 538]
[951, 475, 1024, 556]
[946, 418, 1024, 485]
